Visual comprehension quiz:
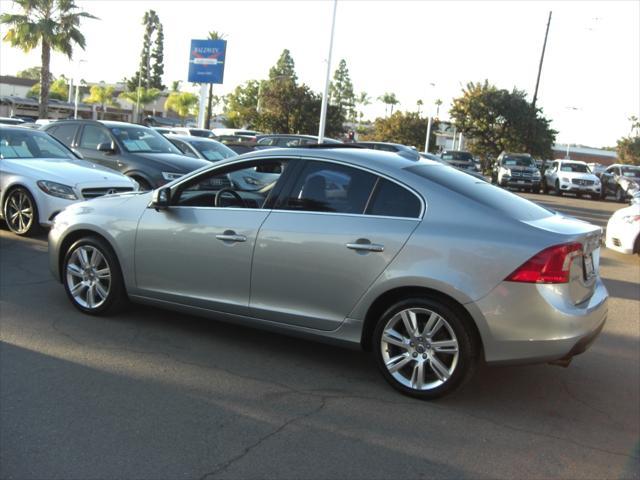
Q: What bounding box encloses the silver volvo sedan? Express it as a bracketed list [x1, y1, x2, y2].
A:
[48, 147, 608, 399]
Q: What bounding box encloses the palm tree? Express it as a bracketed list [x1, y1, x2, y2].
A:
[1, 0, 97, 118]
[378, 92, 399, 116]
[416, 99, 423, 115]
[204, 31, 225, 129]
[435, 99, 443, 117]
[84, 85, 119, 119]
[165, 91, 198, 124]
[119, 87, 161, 123]
[355, 91, 371, 128]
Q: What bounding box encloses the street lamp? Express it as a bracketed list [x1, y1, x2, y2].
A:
[424, 82, 436, 153]
[73, 59, 87, 119]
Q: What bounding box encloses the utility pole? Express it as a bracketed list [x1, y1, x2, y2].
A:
[532, 11, 552, 110]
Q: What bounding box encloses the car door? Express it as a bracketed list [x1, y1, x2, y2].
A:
[250, 159, 422, 331]
[75, 124, 124, 173]
[133, 157, 291, 315]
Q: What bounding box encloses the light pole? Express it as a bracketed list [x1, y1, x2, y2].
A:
[318, 0, 338, 143]
[73, 59, 86, 119]
[423, 83, 436, 153]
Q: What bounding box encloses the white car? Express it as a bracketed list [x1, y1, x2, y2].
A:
[1, 126, 138, 236]
[606, 193, 640, 255]
[543, 159, 601, 198]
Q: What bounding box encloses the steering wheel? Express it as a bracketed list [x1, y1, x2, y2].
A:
[214, 187, 247, 208]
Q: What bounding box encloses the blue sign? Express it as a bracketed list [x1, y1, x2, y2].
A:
[188, 39, 227, 84]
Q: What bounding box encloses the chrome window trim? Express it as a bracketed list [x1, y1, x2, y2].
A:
[164, 154, 426, 219]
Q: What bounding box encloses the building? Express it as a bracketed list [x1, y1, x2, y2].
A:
[551, 144, 618, 166]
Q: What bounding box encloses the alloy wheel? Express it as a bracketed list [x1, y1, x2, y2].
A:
[5, 189, 35, 235]
[380, 308, 459, 391]
[65, 245, 112, 310]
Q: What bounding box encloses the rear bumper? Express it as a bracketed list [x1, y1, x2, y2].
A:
[467, 278, 608, 365]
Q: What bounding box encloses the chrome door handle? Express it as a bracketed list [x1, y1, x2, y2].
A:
[216, 233, 247, 243]
[346, 242, 384, 252]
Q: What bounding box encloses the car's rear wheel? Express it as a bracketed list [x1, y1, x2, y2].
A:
[373, 298, 478, 399]
[3, 187, 41, 236]
[63, 236, 128, 315]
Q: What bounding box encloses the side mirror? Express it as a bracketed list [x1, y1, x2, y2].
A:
[151, 187, 171, 211]
[97, 142, 116, 153]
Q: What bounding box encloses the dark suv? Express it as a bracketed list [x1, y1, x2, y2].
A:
[43, 120, 209, 190]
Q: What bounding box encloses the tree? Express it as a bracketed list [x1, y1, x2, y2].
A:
[362, 111, 437, 151]
[165, 91, 198, 123]
[119, 87, 161, 121]
[84, 84, 118, 119]
[329, 59, 356, 122]
[223, 80, 260, 128]
[127, 10, 164, 91]
[269, 48, 297, 82]
[355, 91, 371, 126]
[416, 99, 423, 115]
[616, 117, 640, 165]
[450, 80, 557, 166]
[378, 92, 399, 116]
[1, 0, 97, 118]
[16, 66, 44, 80]
[28, 76, 69, 101]
[434, 99, 443, 117]
[204, 31, 225, 129]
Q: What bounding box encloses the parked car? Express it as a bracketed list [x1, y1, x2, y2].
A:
[599, 164, 640, 202]
[165, 134, 237, 162]
[419, 152, 486, 181]
[151, 127, 174, 136]
[168, 127, 217, 138]
[542, 159, 602, 198]
[212, 128, 261, 137]
[43, 120, 209, 191]
[353, 141, 420, 161]
[491, 152, 541, 192]
[256, 134, 342, 149]
[0, 126, 137, 236]
[223, 143, 256, 155]
[49, 147, 607, 399]
[587, 162, 606, 176]
[605, 192, 640, 255]
[0, 117, 25, 126]
[440, 150, 479, 172]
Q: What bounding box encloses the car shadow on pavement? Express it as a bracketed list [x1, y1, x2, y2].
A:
[602, 278, 640, 301]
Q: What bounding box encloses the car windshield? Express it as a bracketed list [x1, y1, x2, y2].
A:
[190, 140, 237, 161]
[109, 125, 182, 154]
[503, 156, 533, 167]
[621, 167, 640, 178]
[0, 128, 75, 160]
[560, 163, 589, 173]
[442, 152, 473, 162]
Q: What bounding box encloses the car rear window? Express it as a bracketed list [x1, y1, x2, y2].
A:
[406, 164, 553, 221]
[442, 151, 473, 161]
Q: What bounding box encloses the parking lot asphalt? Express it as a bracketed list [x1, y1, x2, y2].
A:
[1, 193, 638, 480]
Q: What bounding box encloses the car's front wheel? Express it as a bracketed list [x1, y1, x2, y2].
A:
[63, 236, 128, 315]
[373, 298, 478, 399]
[3, 187, 41, 236]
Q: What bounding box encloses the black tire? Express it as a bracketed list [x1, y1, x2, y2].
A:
[555, 180, 562, 196]
[576, 193, 582, 199]
[373, 297, 479, 400]
[3, 187, 42, 236]
[615, 186, 625, 203]
[62, 236, 128, 315]
[131, 176, 152, 192]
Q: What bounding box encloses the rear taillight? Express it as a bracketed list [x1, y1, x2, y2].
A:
[505, 242, 583, 284]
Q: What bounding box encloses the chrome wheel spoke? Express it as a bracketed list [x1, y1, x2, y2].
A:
[96, 268, 110, 280]
[425, 317, 444, 338]
[386, 353, 412, 373]
[400, 310, 418, 336]
[429, 355, 451, 382]
[95, 281, 108, 300]
[86, 284, 96, 308]
[410, 361, 425, 390]
[69, 281, 86, 297]
[382, 328, 408, 349]
[67, 263, 83, 278]
[78, 248, 90, 268]
[432, 339, 458, 354]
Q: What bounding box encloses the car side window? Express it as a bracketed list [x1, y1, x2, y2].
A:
[280, 161, 377, 214]
[366, 178, 421, 218]
[79, 125, 111, 149]
[47, 124, 77, 146]
[173, 159, 288, 209]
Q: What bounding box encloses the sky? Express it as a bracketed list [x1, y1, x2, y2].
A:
[0, 0, 638, 147]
